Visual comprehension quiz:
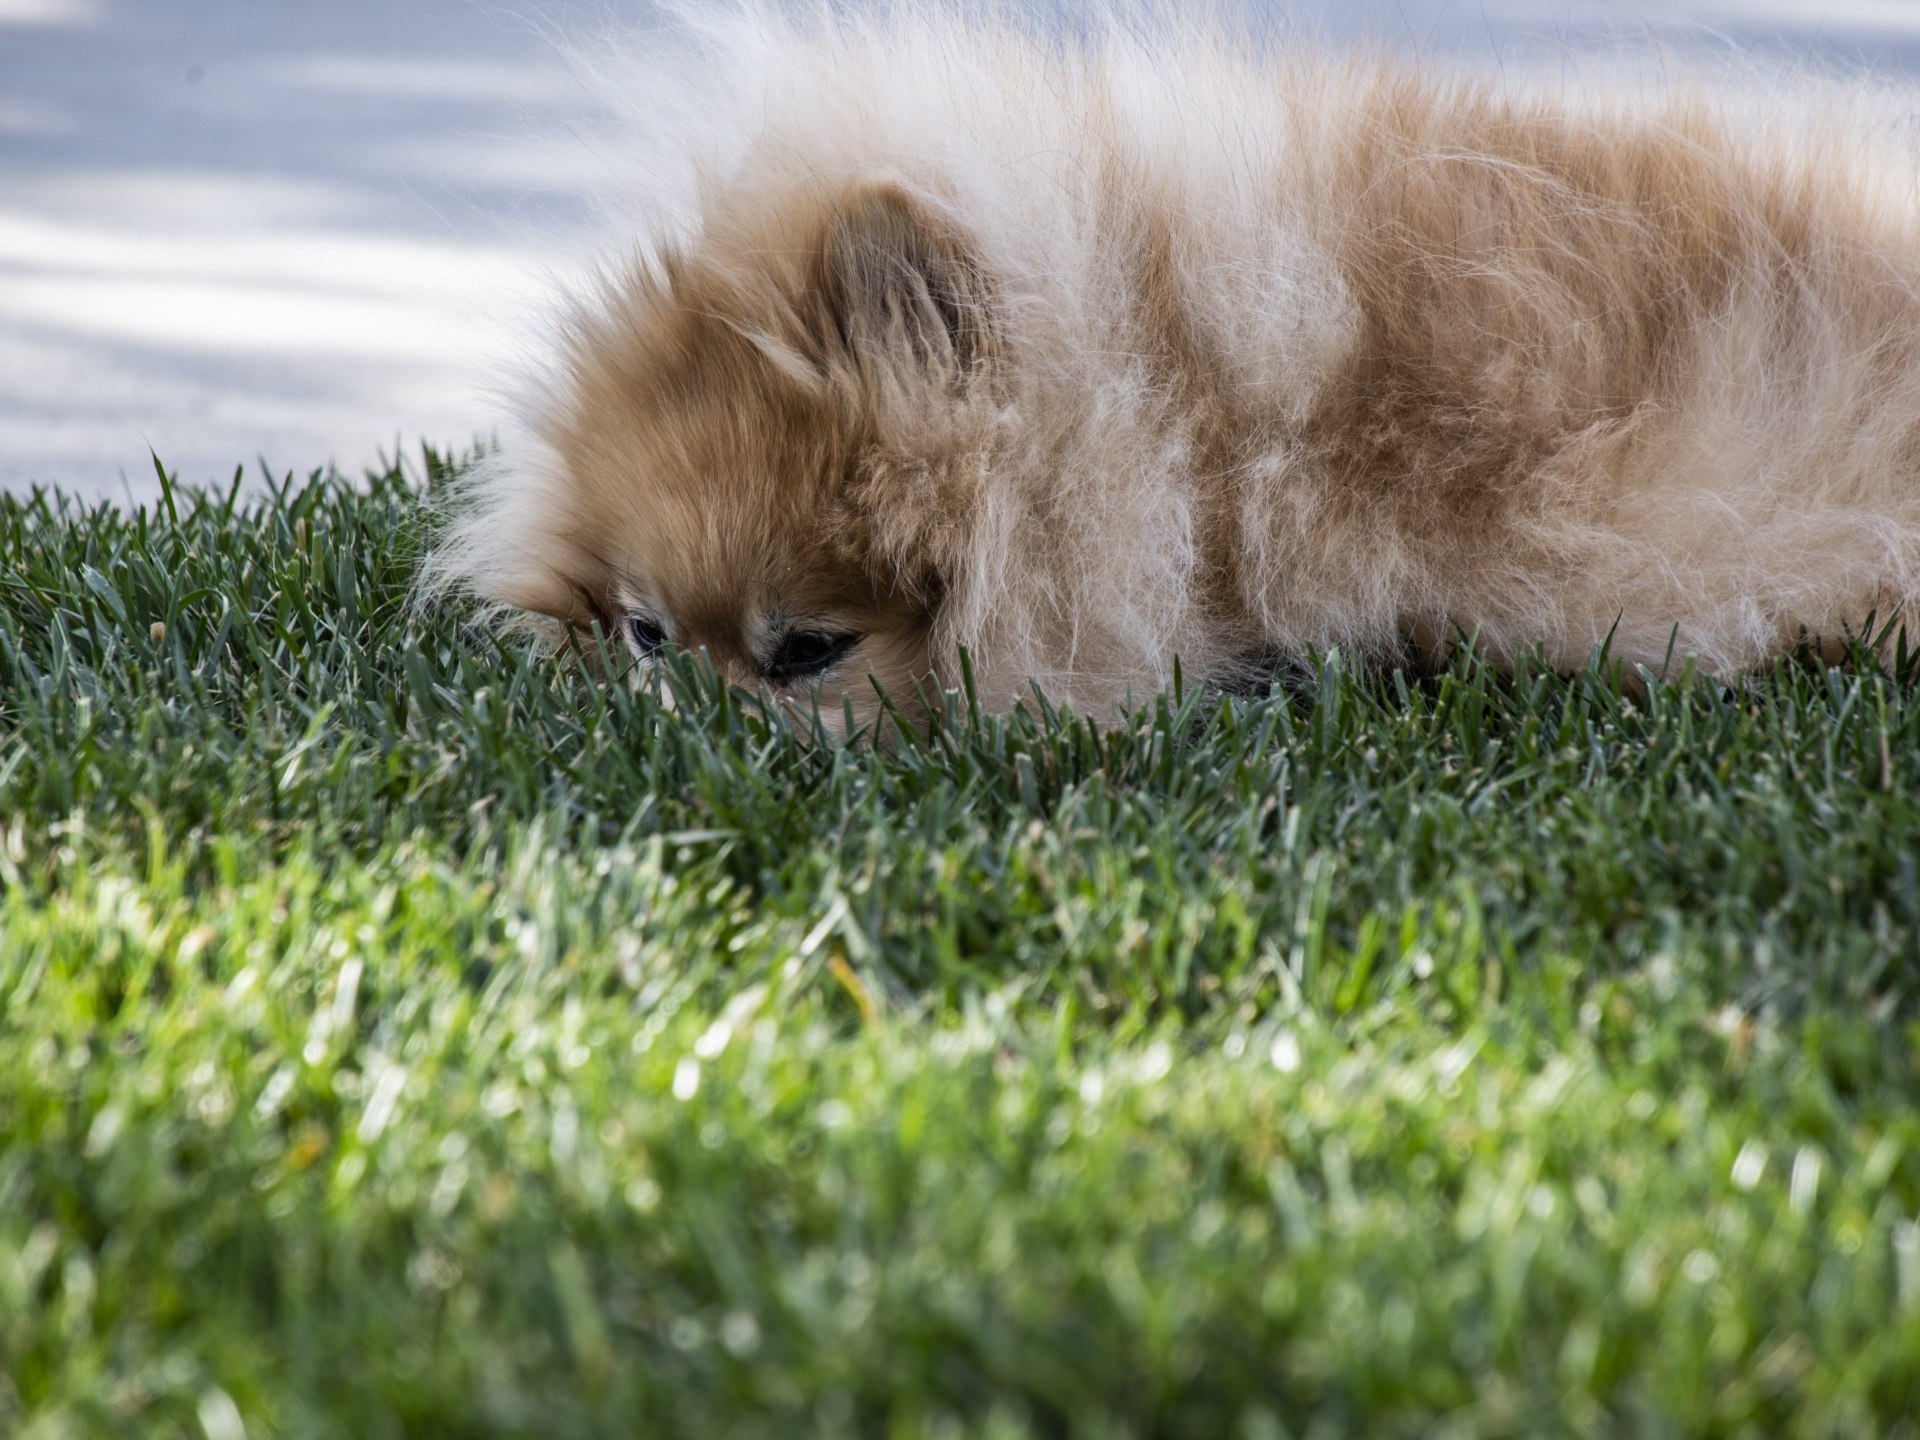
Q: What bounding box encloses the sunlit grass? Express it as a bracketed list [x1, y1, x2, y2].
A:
[3, 455, 1918, 1437]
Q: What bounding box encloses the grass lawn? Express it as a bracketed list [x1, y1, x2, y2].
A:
[3, 456, 1919, 1438]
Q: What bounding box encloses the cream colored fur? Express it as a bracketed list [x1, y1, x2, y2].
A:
[425, 4, 1920, 727]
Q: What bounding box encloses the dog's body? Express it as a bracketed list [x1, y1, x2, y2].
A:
[430, 8, 1920, 726]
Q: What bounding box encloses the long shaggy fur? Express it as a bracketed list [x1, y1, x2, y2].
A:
[426, 3, 1920, 727]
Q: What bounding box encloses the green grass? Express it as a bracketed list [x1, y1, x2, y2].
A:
[3, 454, 1919, 1439]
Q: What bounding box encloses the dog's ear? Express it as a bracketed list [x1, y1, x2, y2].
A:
[816, 181, 995, 392]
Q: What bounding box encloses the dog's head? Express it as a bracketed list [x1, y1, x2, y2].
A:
[459, 180, 1001, 733]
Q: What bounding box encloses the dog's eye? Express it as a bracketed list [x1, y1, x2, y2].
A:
[765, 630, 859, 683]
[624, 613, 666, 657]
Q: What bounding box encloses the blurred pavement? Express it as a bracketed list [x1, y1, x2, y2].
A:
[6, 0, 1920, 495]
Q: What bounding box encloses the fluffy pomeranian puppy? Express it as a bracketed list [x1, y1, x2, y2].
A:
[428, 5, 1920, 730]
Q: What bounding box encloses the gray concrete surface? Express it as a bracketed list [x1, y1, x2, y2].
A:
[6, 0, 1920, 495]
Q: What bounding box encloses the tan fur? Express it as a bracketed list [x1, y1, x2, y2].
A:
[424, 7, 1920, 730]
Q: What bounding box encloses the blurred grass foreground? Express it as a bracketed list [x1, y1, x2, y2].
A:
[2, 455, 1919, 1438]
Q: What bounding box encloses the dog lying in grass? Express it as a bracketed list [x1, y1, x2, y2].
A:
[428, 5, 1920, 730]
